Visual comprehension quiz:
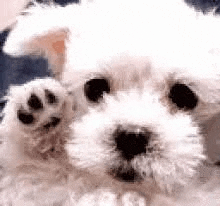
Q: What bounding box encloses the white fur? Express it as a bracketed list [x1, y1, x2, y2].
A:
[68, 90, 204, 189]
[1, 0, 220, 205]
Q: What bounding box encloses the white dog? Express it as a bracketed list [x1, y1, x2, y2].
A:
[0, 0, 220, 205]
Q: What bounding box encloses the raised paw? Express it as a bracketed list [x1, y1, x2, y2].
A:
[3, 78, 72, 135]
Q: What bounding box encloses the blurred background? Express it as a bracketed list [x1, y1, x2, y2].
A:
[0, 0, 219, 163]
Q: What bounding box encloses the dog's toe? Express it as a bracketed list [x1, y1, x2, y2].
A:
[45, 89, 58, 104]
[17, 109, 34, 124]
[27, 93, 43, 110]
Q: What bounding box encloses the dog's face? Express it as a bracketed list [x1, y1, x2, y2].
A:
[3, 0, 220, 193]
[65, 57, 206, 191]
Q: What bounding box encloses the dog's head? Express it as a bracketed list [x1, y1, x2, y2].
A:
[3, 0, 220, 192]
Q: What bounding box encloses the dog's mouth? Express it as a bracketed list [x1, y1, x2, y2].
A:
[109, 165, 143, 183]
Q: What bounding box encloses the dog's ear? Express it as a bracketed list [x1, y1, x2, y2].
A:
[3, 4, 69, 80]
[23, 29, 68, 80]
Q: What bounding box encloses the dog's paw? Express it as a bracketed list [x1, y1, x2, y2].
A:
[3, 78, 72, 135]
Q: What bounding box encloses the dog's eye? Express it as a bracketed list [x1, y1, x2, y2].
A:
[168, 83, 198, 110]
[84, 78, 110, 102]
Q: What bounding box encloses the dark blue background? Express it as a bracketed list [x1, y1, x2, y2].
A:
[0, 0, 219, 109]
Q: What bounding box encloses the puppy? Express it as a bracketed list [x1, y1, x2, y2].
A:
[1, 0, 220, 205]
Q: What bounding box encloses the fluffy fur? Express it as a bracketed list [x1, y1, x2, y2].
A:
[0, 0, 220, 205]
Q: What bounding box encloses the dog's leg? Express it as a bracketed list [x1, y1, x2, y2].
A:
[0, 77, 75, 205]
[1, 77, 73, 169]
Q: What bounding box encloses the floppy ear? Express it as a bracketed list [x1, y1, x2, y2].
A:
[3, 3, 69, 80]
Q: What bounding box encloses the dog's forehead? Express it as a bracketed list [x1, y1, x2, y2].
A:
[62, 56, 165, 91]
[56, 0, 220, 101]
[62, 0, 220, 81]
[62, 52, 218, 90]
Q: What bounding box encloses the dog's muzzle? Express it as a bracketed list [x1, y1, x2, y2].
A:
[113, 125, 151, 161]
[109, 165, 142, 183]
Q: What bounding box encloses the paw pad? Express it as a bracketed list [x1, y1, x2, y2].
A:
[17, 110, 34, 124]
[43, 117, 61, 129]
[45, 89, 57, 104]
[11, 78, 66, 130]
[28, 93, 43, 110]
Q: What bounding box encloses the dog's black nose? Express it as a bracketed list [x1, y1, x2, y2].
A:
[114, 126, 151, 161]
